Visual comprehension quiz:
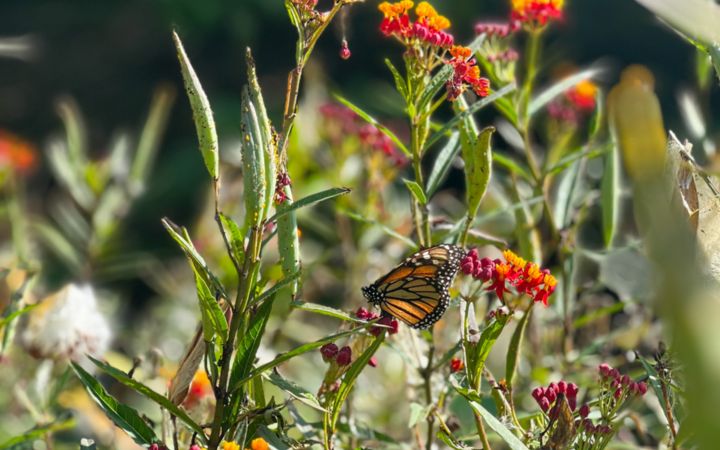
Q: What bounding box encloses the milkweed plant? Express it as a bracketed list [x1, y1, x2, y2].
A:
[3, 0, 720, 448]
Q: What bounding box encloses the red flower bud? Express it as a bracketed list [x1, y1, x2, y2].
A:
[638, 381, 648, 395]
[450, 357, 464, 373]
[579, 404, 590, 418]
[372, 315, 399, 336]
[368, 356, 378, 367]
[531, 387, 545, 402]
[557, 380, 567, 394]
[339, 40, 351, 60]
[545, 388, 557, 404]
[613, 388, 623, 400]
[621, 374, 631, 386]
[539, 397, 551, 412]
[320, 343, 339, 362]
[566, 382, 578, 399]
[356, 307, 371, 320]
[336, 346, 352, 366]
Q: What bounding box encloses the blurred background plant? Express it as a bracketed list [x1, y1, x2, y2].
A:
[1, 0, 720, 449]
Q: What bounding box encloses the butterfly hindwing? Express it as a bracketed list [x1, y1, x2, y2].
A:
[362, 244, 465, 329]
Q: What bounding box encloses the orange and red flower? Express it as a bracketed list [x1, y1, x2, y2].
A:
[445, 46, 490, 100]
[0, 130, 38, 174]
[378, 1, 454, 48]
[461, 248, 556, 305]
[510, 0, 564, 29]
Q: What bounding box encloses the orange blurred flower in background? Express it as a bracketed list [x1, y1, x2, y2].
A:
[0, 130, 38, 174]
[182, 370, 213, 409]
[510, 0, 564, 29]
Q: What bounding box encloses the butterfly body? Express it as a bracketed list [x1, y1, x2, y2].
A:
[361, 244, 466, 329]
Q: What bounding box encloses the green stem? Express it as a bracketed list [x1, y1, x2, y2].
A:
[520, 30, 543, 181]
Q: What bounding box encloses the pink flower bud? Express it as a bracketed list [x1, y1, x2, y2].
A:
[579, 404, 590, 418]
[557, 381, 567, 394]
[372, 315, 399, 336]
[621, 375, 631, 386]
[531, 387, 545, 402]
[339, 41, 351, 60]
[336, 346, 352, 366]
[545, 388, 557, 404]
[566, 382, 579, 399]
[609, 368, 620, 379]
[613, 388, 623, 400]
[356, 307, 371, 320]
[549, 382, 559, 394]
[320, 343, 339, 362]
[637, 381, 648, 395]
[368, 356, 378, 367]
[539, 397, 551, 412]
[460, 257, 475, 275]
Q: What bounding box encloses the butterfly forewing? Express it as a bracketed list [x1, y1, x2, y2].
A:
[362, 244, 465, 329]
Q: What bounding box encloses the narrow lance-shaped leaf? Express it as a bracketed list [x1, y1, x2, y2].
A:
[266, 371, 326, 412]
[466, 400, 531, 450]
[601, 144, 620, 247]
[0, 419, 75, 450]
[385, 58, 408, 101]
[229, 296, 274, 393]
[172, 31, 219, 180]
[528, 66, 603, 116]
[334, 94, 410, 157]
[403, 179, 428, 205]
[505, 306, 533, 388]
[330, 336, 385, 431]
[426, 131, 460, 197]
[87, 356, 206, 439]
[292, 301, 367, 323]
[71, 363, 158, 446]
[269, 187, 351, 223]
[193, 272, 228, 344]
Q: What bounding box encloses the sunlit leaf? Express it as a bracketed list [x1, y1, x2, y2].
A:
[172, 31, 219, 180]
[403, 179, 428, 205]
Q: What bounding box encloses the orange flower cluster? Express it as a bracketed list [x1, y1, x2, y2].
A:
[510, 0, 564, 28]
[0, 130, 37, 174]
[446, 46, 490, 100]
[182, 370, 213, 409]
[461, 248, 556, 305]
[378, 1, 454, 48]
[548, 78, 599, 124]
[567, 79, 598, 111]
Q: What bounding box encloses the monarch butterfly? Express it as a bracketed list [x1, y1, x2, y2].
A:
[361, 244, 466, 329]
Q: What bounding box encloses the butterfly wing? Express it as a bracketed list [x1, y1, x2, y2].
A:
[363, 244, 466, 329]
[379, 277, 449, 329]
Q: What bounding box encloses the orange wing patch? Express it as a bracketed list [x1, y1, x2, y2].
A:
[412, 265, 438, 277]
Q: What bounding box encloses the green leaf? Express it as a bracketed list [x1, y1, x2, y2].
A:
[529, 66, 603, 116]
[416, 64, 452, 116]
[403, 179, 428, 205]
[466, 400, 530, 450]
[466, 316, 509, 388]
[408, 402, 432, 428]
[546, 142, 612, 176]
[0, 303, 38, 330]
[130, 85, 175, 191]
[229, 297, 274, 392]
[426, 132, 460, 197]
[436, 430, 465, 450]
[385, 58, 408, 101]
[338, 210, 418, 249]
[494, 95, 519, 127]
[266, 371, 326, 412]
[71, 363, 158, 446]
[232, 325, 375, 388]
[193, 271, 228, 343]
[424, 83, 515, 151]
[334, 94, 410, 156]
[292, 301, 366, 323]
[31, 221, 83, 274]
[505, 307, 533, 388]
[256, 270, 302, 306]
[161, 218, 226, 298]
[493, 152, 533, 182]
[588, 89, 605, 140]
[172, 31, 219, 180]
[218, 212, 246, 264]
[601, 145, 620, 247]
[330, 336, 385, 430]
[268, 187, 351, 223]
[87, 356, 206, 439]
[0, 418, 75, 449]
